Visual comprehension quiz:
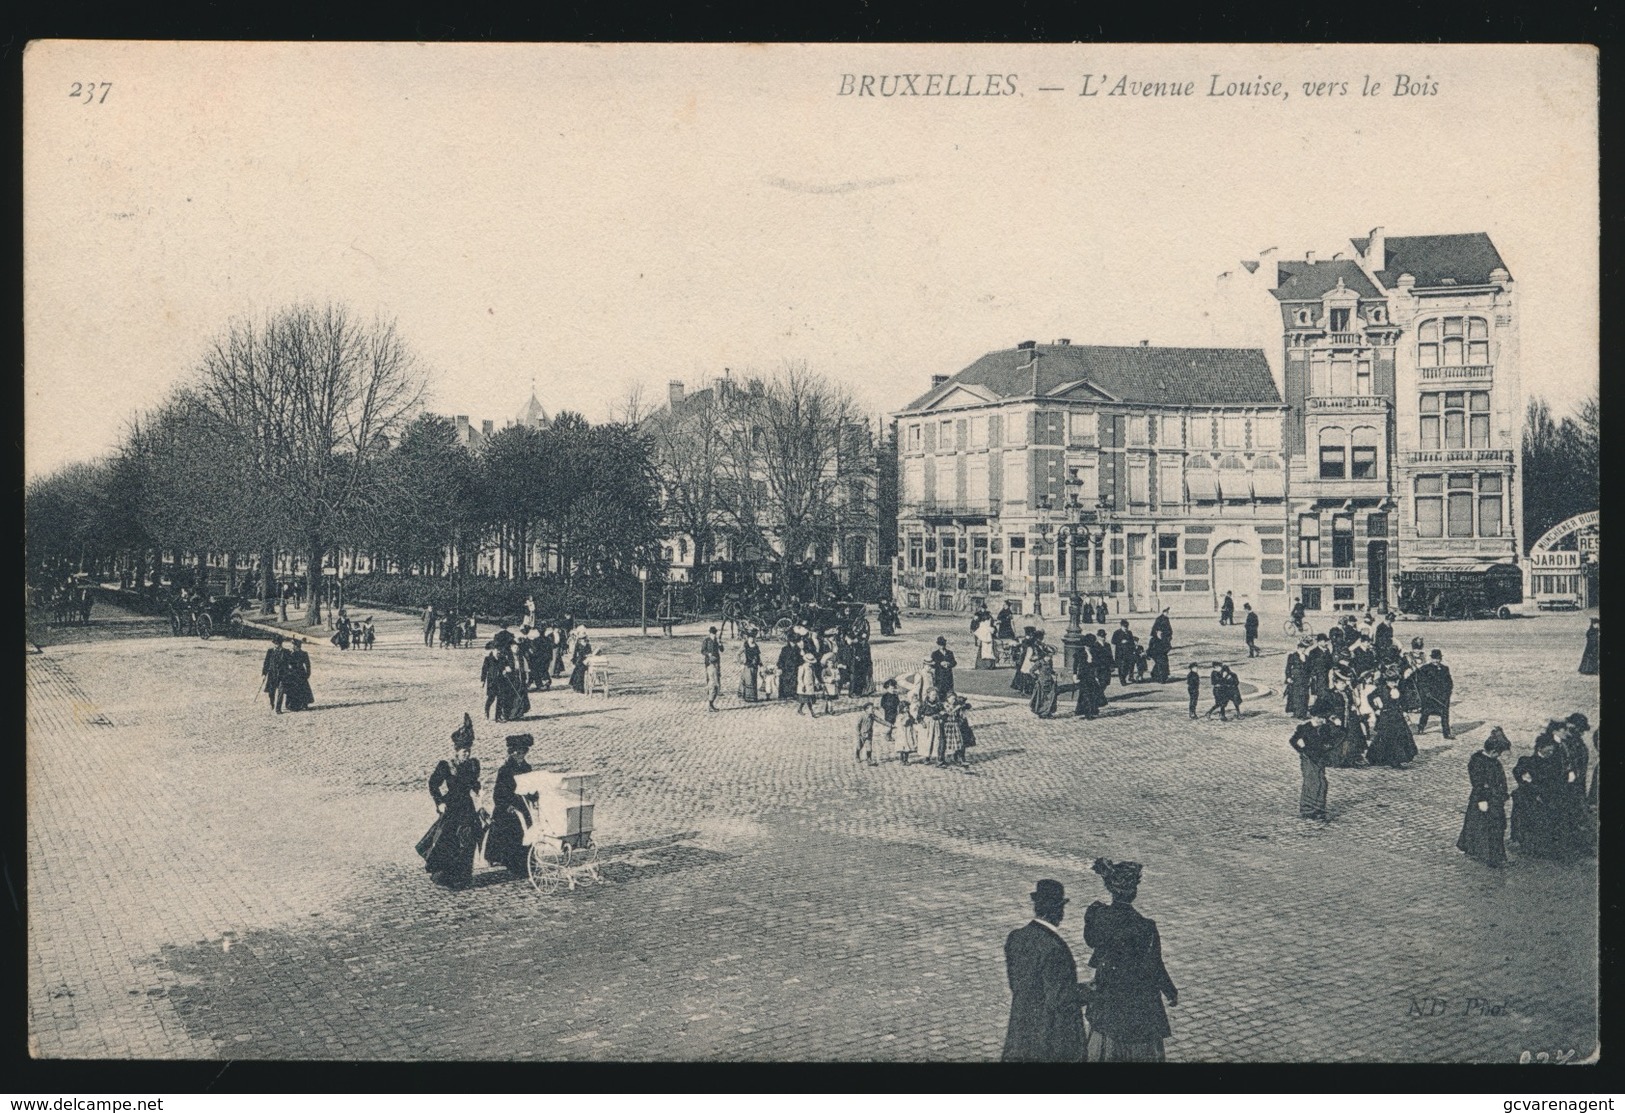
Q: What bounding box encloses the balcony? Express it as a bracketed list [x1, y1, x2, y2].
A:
[1402, 449, 1513, 466]
[902, 500, 997, 521]
[1418, 364, 1493, 384]
[1287, 460, 1390, 501]
[1306, 395, 1390, 413]
[1296, 567, 1362, 584]
[1327, 332, 1364, 346]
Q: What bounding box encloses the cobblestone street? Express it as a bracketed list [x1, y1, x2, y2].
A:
[26, 601, 1599, 1062]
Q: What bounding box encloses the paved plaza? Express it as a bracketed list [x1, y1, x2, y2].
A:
[26, 600, 1599, 1062]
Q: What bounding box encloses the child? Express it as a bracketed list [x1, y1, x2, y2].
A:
[1186, 663, 1201, 720]
[855, 701, 876, 766]
[879, 679, 902, 747]
[362, 618, 376, 650]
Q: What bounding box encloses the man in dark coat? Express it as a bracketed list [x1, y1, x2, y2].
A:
[1219, 591, 1235, 626]
[1374, 614, 1395, 659]
[1002, 879, 1090, 1063]
[1092, 629, 1115, 692]
[929, 637, 957, 697]
[1243, 604, 1260, 657]
[776, 637, 801, 701]
[1111, 620, 1137, 685]
[1414, 649, 1455, 739]
[262, 634, 289, 713]
[1306, 636, 1333, 700]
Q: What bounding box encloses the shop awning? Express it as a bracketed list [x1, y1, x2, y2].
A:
[1216, 469, 1248, 500]
[1186, 470, 1217, 500]
[1251, 469, 1285, 498]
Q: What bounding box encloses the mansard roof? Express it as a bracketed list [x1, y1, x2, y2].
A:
[902, 343, 1281, 413]
[1349, 232, 1509, 288]
[1271, 259, 1383, 301]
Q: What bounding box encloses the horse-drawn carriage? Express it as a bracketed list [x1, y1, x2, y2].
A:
[168, 592, 251, 639]
[722, 596, 870, 641]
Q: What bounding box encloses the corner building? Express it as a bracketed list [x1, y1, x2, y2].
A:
[893, 341, 1288, 618]
[1272, 230, 1521, 615]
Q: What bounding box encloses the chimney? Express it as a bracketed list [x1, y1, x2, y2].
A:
[1139, 339, 1150, 347]
[1367, 226, 1385, 272]
[1016, 340, 1037, 350]
[481, 420, 494, 437]
[930, 374, 950, 388]
[1056, 338, 1071, 346]
[1305, 250, 1316, 265]
[668, 380, 685, 406]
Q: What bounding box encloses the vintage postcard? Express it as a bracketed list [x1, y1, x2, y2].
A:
[23, 41, 1598, 1065]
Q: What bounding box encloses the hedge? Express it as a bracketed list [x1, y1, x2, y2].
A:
[344, 572, 662, 626]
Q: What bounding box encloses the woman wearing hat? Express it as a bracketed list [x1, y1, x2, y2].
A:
[419, 715, 482, 889]
[1457, 727, 1512, 866]
[1511, 727, 1571, 859]
[1028, 648, 1060, 720]
[282, 637, 315, 712]
[1082, 858, 1178, 1062]
[1283, 641, 1311, 720]
[1364, 665, 1417, 769]
[484, 734, 535, 875]
[1289, 697, 1337, 819]
[1578, 617, 1599, 675]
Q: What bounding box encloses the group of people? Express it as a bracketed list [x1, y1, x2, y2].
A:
[35, 579, 94, 627]
[423, 605, 481, 650]
[477, 614, 596, 718]
[1003, 862, 1179, 1063]
[259, 633, 316, 713]
[416, 715, 544, 889]
[761, 623, 877, 714]
[327, 608, 375, 651]
[854, 676, 976, 768]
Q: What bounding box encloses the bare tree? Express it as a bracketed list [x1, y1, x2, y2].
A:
[644, 376, 729, 586]
[197, 304, 427, 624]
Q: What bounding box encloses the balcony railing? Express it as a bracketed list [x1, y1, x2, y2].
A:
[1403, 449, 1513, 465]
[1306, 395, 1390, 412]
[1297, 567, 1362, 583]
[1327, 332, 1364, 346]
[1418, 364, 1493, 382]
[901, 500, 997, 518]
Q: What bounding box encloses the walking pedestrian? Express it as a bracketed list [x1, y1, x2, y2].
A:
[423, 603, 438, 648]
[930, 637, 958, 698]
[483, 734, 535, 875]
[738, 630, 762, 702]
[1415, 649, 1455, 738]
[1284, 641, 1310, 719]
[1365, 667, 1417, 768]
[973, 612, 997, 670]
[1001, 879, 1089, 1063]
[1083, 859, 1178, 1062]
[855, 701, 877, 765]
[795, 650, 820, 717]
[1204, 662, 1231, 721]
[1457, 727, 1512, 866]
[1111, 620, 1137, 685]
[1185, 663, 1200, 719]
[282, 638, 315, 711]
[879, 680, 902, 749]
[1511, 729, 1572, 859]
[1028, 651, 1060, 719]
[1073, 636, 1106, 719]
[481, 646, 506, 720]
[418, 715, 482, 890]
[701, 626, 724, 711]
[1219, 591, 1235, 626]
[568, 637, 593, 694]
[1217, 664, 1243, 718]
[1243, 604, 1259, 657]
[1578, 617, 1599, 675]
[262, 634, 289, 713]
[1288, 697, 1336, 820]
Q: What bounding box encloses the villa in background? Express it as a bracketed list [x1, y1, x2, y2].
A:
[892, 340, 1288, 618]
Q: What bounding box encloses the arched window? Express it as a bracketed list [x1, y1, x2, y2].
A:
[1418, 316, 1489, 367]
[1351, 426, 1380, 479]
[1318, 426, 1346, 479]
[1217, 454, 1247, 500]
[1252, 454, 1284, 498]
[1185, 455, 1216, 501]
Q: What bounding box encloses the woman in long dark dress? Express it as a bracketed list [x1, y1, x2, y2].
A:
[1457, 727, 1512, 866]
[1028, 652, 1060, 719]
[419, 715, 482, 889]
[1326, 674, 1367, 767]
[483, 734, 535, 874]
[1511, 733, 1570, 859]
[501, 661, 531, 721]
[1283, 644, 1310, 719]
[1579, 618, 1599, 675]
[1364, 670, 1417, 768]
[568, 637, 592, 693]
[1083, 858, 1178, 1062]
[282, 638, 315, 711]
[849, 634, 874, 697]
[738, 633, 762, 701]
[1074, 636, 1106, 719]
[1147, 632, 1171, 684]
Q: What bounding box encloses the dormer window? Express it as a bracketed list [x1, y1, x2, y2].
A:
[1329, 308, 1351, 332]
[1295, 308, 1313, 326]
[1369, 305, 1386, 324]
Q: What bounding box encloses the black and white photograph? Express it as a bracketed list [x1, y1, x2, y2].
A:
[22, 41, 1599, 1066]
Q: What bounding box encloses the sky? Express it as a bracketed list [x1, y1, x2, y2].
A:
[24, 41, 1598, 479]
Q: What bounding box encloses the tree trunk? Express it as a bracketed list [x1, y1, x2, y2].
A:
[260, 548, 277, 614]
[305, 541, 325, 625]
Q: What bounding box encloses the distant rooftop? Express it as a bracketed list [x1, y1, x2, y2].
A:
[1351, 232, 1509, 288]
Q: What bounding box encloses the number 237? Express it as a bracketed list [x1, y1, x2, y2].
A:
[68, 82, 112, 104]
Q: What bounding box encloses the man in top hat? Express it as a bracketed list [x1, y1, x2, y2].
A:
[1002, 879, 1090, 1062]
[262, 634, 289, 713]
[1111, 620, 1138, 686]
[929, 636, 957, 698]
[701, 625, 724, 712]
[1414, 648, 1455, 739]
[1243, 603, 1260, 657]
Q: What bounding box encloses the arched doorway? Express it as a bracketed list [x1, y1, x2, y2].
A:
[1211, 539, 1260, 612]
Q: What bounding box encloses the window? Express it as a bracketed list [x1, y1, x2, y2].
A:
[1351, 426, 1380, 479]
[1128, 457, 1149, 504]
[1419, 316, 1490, 367]
[1356, 358, 1373, 395]
[934, 456, 956, 503]
[1160, 415, 1184, 447]
[1330, 307, 1350, 332]
[1008, 544, 1026, 578]
[1068, 411, 1096, 445]
[1319, 426, 1346, 479]
[1003, 450, 1028, 504]
[1310, 353, 1330, 397]
[971, 535, 989, 571]
[1221, 415, 1245, 448]
[1332, 514, 1355, 568]
[1073, 456, 1099, 503]
[1479, 473, 1504, 536]
[1158, 534, 1179, 573]
[1189, 416, 1213, 450]
[1419, 394, 1441, 450]
[1186, 456, 1217, 501]
[1254, 418, 1281, 449]
[1005, 412, 1028, 445]
[1470, 391, 1490, 448]
[1299, 514, 1321, 568]
[938, 420, 955, 451]
[1415, 475, 1444, 537]
[1448, 474, 1474, 537]
[1330, 355, 1353, 396]
[1217, 454, 1248, 500]
[906, 535, 925, 570]
[966, 454, 989, 507]
[903, 458, 925, 503]
[1127, 416, 1150, 446]
[1443, 392, 1466, 449]
[1158, 457, 1183, 506]
[1252, 455, 1285, 498]
[907, 423, 922, 451]
[968, 416, 988, 447]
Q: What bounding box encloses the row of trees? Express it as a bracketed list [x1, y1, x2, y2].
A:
[24, 304, 666, 626]
[1521, 393, 1599, 545]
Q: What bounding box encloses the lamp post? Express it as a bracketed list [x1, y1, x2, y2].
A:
[639, 565, 649, 636]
